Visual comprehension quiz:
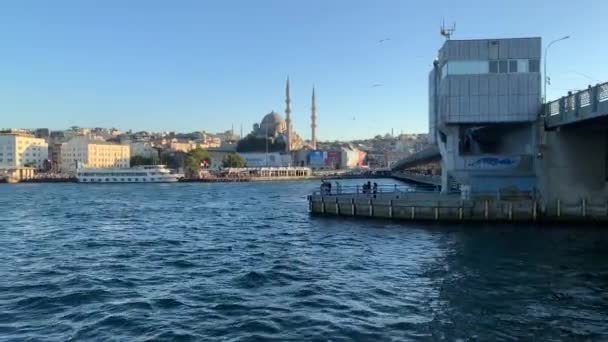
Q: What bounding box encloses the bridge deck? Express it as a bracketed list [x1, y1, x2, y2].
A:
[390, 145, 440, 171]
[545, 82, 608, 129]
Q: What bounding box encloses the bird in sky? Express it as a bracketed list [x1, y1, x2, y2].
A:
[371, 84, 384, 88]
[378, 38, 391, 43]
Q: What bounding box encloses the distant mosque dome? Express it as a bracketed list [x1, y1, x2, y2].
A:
[258, 111, 286, 137]
[242, 79, 307, 152]
[261, 111, 285, 126]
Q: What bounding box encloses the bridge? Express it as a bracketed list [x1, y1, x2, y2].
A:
[389, 145, 441, 187]
[390, 145, 440, 171]
[545, 82, 608, 129]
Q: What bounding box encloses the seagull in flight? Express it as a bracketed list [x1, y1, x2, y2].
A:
[371, 84, 384, 88]
[378, 38, 391, 44]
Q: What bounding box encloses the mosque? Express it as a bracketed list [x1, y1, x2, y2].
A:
[247, 78, 317, 152]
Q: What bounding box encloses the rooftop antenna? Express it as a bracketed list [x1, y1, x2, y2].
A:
[440, 20, 456, 40]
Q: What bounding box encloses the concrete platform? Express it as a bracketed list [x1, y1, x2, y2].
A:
[308, 192, 608, 223]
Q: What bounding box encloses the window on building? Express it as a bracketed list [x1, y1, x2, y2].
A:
[498, 60, 508, 73]
[529, 59, 540, 72]
[509, 60, 518, 73]
[445, 60, 489, 75]
[489, 61, 498, 73]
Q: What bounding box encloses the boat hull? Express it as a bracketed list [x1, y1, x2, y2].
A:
[76, 165, 183, 184]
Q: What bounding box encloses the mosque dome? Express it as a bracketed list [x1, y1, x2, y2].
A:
[261, 111, 285, 126]
[258, 111, 286, 137]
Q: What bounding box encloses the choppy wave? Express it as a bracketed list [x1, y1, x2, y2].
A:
[1, 180, 608, 340]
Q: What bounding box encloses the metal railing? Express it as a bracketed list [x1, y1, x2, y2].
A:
[311, 183, 442, 196]
[545, 81, 608, 125]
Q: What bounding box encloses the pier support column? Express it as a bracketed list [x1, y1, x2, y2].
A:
[321, 198, 325, 214]
[368, 200, 373, 216]
[484, 200, 489, 220]
[459, 202, 463, 221]
[582, 198, 587, 218]
[410, 206, 415, 220]
[335, 198, 340, 216]
[557, 199, 561, 217]
[351, 198, 355, 216]
[388, 200, 393, 218]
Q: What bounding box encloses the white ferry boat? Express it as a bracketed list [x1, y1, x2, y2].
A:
[76, 165, 183, 183]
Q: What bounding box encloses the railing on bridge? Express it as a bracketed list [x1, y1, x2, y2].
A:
[545, 81, 608, 129]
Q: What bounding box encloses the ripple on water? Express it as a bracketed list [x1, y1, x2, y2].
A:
[164, 259, 197, 269]
[2, 181, 608, 340]
[152, 297, 187, 309]
[234, 271, 269, 289]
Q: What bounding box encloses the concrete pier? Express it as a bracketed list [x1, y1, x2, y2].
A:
[308, 190, 608, 223]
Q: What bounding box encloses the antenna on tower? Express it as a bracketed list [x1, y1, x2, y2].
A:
[440, 20, 456, 40]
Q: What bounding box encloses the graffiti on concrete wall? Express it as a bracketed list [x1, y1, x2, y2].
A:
[466, 156, 521, 170]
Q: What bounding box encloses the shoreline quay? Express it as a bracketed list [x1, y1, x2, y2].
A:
[308, 191, 608, 223]
[2, 174, 388, 184]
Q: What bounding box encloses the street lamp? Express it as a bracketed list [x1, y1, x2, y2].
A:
[543, 35, 570, 104]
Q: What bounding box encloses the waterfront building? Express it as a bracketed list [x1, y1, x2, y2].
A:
[341, 147, 367, 168]
[308, 150, 327, 169]
[239, 152, 292, 167]
[169, 139, 195, 153]
[429, 37, 541, 193]
[130, 141, 158, 160]
[0, 132, 49, 170]
[34, 128, 50, 140]
[60, 136, 130, 174]
[49, 143, 63, 173]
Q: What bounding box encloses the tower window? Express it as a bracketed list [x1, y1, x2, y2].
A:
[498, 60, 508, 73]
[529, 59, 540, 72]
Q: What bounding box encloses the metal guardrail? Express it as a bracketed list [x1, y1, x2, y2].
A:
[311, 183, 442, 196]
[545, 81, 608, 128]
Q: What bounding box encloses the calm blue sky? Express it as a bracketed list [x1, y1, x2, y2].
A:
[1, 0, 606, 140]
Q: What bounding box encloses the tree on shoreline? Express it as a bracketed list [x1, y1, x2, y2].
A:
[222, 153, 246, 168]
[184, 147, 211, 177]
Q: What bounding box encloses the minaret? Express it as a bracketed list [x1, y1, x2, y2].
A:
[311, 87, 317, 150]
[285, 77, 292, 152]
